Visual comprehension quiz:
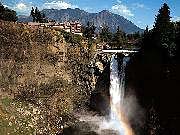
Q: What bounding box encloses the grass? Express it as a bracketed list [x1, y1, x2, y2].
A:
[0, 96, 35, 135]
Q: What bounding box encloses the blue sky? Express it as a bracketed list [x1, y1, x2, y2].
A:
[1, 0, 180, 29]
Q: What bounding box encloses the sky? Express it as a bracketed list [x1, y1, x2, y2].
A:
[1, 0, 180, 29]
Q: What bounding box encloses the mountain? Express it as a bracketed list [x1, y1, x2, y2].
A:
[18, 8, 144, 34]
[18, 15, 33, 22]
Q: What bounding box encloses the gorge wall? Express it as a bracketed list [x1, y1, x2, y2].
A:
[126, 47, 180, 134]
[0, 20, 109, 134]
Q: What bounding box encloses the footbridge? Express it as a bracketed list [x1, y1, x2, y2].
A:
[102, 49, 139, 56]
[90, 48, 139, 73]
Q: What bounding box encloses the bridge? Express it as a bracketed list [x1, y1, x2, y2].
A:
[102, 49, 138, 56]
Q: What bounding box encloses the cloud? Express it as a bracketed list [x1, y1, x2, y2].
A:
[132, 3, 149, 10]
[42, 1, 78, 9]
[16, 3, 27, 10]
[10, 0, 78, 15]
[83, 7, 96, 13]
[12, 2, 32, 15]
[3, 4, 9, 8]
[111, 2, 134, 18]
[172, 16, 180, 22]
[117, 0, 122, 4]
[133, 3, 145, 8]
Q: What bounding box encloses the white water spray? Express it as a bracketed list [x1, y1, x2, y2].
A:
[78, 54, 134, 135]
[105, 54, 133, 135]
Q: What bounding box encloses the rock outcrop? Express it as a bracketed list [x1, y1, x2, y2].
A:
[0, 20, 108, 134]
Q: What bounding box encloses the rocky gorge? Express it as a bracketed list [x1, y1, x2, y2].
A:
[0, 20, 111, 134]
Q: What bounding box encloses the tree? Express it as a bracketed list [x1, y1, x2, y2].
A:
[99, 25, 112, 42]
[152, 3, 176, 57]
[30, 7, 46, 23]
[0, 3, 17, 22]
[34, 7, 39, 21]
[30, 7, 35, 22]
[0, 3, 4, 13]
[175, 21, 180, 59]
[141, 26, 153, 50]
[111, 26, 126, 48]
[143, 26, 149, 38]
[153, 4, 175, 47]
[146, 105, 161, 135]
[83, 21, 96, 39]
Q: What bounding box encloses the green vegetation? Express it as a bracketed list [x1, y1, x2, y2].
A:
[98, 25, 141, 48]
[111, 26, 127, 48]
[82, 21, 96, 47]
[2, 2, 180, 134]
[0, 97, 35, 135]
[61, 30, 83, 45]
[82, 21, 96, 39]
[30, 7, 47, 23]
[142, 3, 180, 58]
[99, 25, 112, 43]
[127, 3, 180, 134]
[0, 19, 96, 134]
[0, 3, 17, 22]
[82, 21, 141, 49]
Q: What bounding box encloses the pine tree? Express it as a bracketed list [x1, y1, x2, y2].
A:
[83, 21, 96, 39]
[35, 7, 39, 22]
[146, 106, 161, 135]
[111, 26, 126, 48]
[153, 3, 176, 57]
[153, 3, 173, 47]
[0, 2, 17, 22]
[175, 21, 180, 58]
[30, 7, 46, 23]
[30, 7, 35, 22]
[142, 26, 153, 49]
[99, 25, 112, 43]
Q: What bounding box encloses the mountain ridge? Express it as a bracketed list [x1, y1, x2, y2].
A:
[18, 8, 144, 34]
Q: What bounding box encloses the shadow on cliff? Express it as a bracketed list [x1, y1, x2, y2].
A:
[89, 63, 110, 116]
[126, 46, 180, 134]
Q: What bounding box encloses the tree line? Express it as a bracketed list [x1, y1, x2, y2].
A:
[142, 3, 180, 59]
[0, 3, 48, 23]
[82, 21, 141, 48]
[30, 7, 47, 23]
[0, 3, 17, 22]
[82, 3, 180, 54]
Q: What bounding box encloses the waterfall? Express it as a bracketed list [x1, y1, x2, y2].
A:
[108, 54, 132, 135]
[78, 54, 134, 135]
[110, 55, 130, 108]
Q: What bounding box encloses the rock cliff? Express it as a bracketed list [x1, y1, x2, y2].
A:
[0, 20, 108, 134]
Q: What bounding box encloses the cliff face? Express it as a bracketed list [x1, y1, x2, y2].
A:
[126, 47, 180, 134]
[0, 20, 102, 134]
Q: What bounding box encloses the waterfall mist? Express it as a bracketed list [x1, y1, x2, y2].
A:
[102, 54, 134, 135]
[75, 54, 144, 135]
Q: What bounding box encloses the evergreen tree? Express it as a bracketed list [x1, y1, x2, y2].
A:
[146, 105, 161, 135]
[142, 26, 153, 49]
[99, 25, 112, 43]
[83, 21, 96, 39]
[133, 31, 141, 39]
[111, 26, 126, 48]
[0, 3, 17, 22]
[144, 26, 149, 37]
[153, 4, 174, 47]
[175, 21, 180, 59]
[30, 7, 46, 23]
[0, 3, 4, 13]
[153, 3, 176, 57]
[30, 7, 35, 22]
